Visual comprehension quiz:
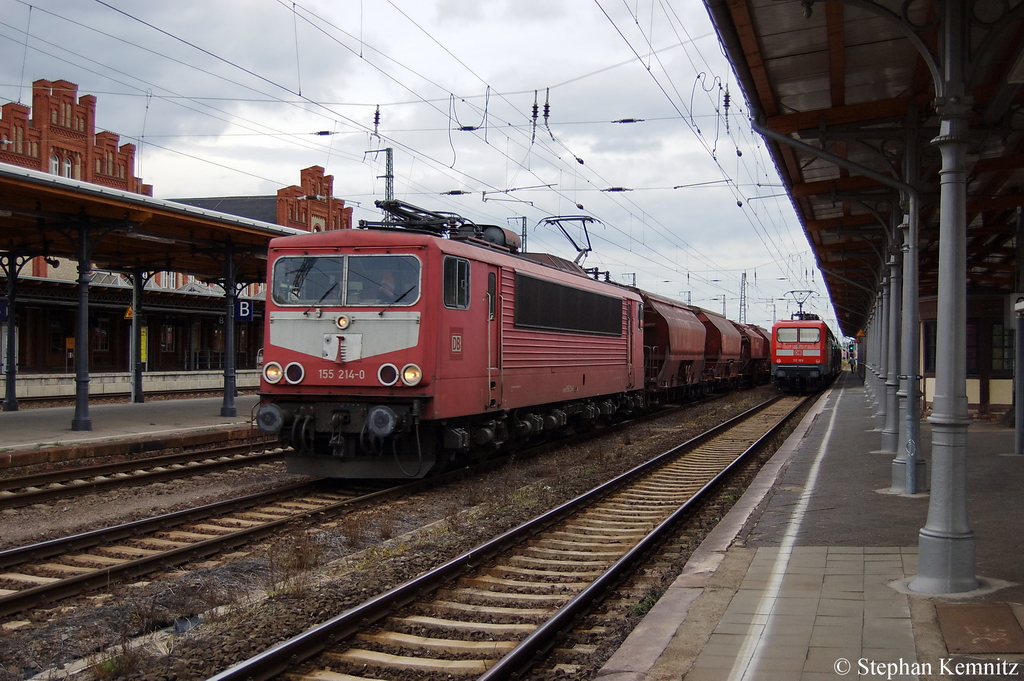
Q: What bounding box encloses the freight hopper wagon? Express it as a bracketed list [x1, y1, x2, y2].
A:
[255, 201, 645, 479]
[770, 314, 841, 393]
[637, 292, 707, 402]
[734, 323, 771, 386]
[694, 307, 744, 391]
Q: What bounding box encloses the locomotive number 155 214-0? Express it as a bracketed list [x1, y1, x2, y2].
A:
[319, 369, 366, 380]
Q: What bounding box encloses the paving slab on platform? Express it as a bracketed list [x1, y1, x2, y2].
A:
[598, 372, 1024, 681]
[0, 395, 259, 458]
[936, 603, 1024, 654]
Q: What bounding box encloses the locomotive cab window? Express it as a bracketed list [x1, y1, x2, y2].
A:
[271, 254, 420, 307]
[347, 255, 420, 305]
[776, 327, 820, 343]
[776, 327, 798, 343]
[272, 255, 345, 305]
[799, 328, 820, 342]
[444, 256, 471, 309]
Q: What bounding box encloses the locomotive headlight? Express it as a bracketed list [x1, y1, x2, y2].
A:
[263, 362, 284, 384]
[401, 363, 423, 386]
[284, 362, 305, 384]
[378, 363, 399, 386]
[335, 315, 350, 330]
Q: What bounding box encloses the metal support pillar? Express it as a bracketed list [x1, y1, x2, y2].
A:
[3, 265, 16, 412]
[871, 293, 883, 409]
[1017, 296, 1023, 456]
[1015, 207, 1024, 456]
[72, 226, 92, 431]
[863, 319, 872, 397]
[910, 0, 976, 592]
[882, 241, 902, 452]
[2, 253, 28, 412]
[874, 281, 890, 430]
[221, 241, 238, 418]
[130, 269, 149, 403]
[864, 301, 875, 402]
[895, 116, 925, 493]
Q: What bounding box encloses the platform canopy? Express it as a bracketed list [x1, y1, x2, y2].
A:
[705, 0, 1024, 336]
[0, 162, 304, 283]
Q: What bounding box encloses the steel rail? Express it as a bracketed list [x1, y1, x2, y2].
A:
[0, 449, 282, 509]
[0, 480, 316, 569]
[206, 394, 799, 681]
[0, 439, 544, 619]
[0, 443, 274, 492]
[0, 480, 409, 619]
[479, 395, 806, 680]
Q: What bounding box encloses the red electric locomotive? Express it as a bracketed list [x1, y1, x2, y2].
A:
[256, 201, 645, 478]
[770, 313, 841, 393]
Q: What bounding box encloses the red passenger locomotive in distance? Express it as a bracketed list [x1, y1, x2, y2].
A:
[256, 200, 769, 479]
[770, 313, 841, 393]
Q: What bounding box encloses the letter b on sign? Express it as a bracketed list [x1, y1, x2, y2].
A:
[235, 300, 253, 321]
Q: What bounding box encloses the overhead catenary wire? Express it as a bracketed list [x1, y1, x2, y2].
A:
[4, 0, 817, 322]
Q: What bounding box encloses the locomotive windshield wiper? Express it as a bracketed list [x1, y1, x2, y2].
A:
[379, 285, 417, 316]
[303, 281, 338, 316]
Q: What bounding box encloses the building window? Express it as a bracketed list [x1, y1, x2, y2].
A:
[50, 154, 60, 175]
[923, 320, 936, 373]
[967, 319, 978, 375]
[161, 324, 175, 352]
[993, 322, 1014, 372]
[50, 328, 64, 356]
[95, 318, 110, 352]
[63, 157, 72, 177]
[925, 319, 980, 375]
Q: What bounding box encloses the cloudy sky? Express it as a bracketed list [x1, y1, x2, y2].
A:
[0, 0, 837, 331]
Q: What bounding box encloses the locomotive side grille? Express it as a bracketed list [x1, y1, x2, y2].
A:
[499, 268, 630, 369]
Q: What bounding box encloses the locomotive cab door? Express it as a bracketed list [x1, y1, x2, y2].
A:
[485, 267, 502, 408]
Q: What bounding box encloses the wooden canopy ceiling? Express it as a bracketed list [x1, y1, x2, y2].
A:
[0, 163, 302, 284]
[705, 0, 1024, 336]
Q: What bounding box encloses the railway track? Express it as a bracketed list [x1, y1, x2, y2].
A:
[0, 441, 283, 510]
[0, 479, 400, 620]
[207, 394, 807, 681]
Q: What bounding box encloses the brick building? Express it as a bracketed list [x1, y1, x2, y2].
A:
[174, 165, 353, 232]
[1, 80, 352, 379]
[0, 79, 152, 196]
